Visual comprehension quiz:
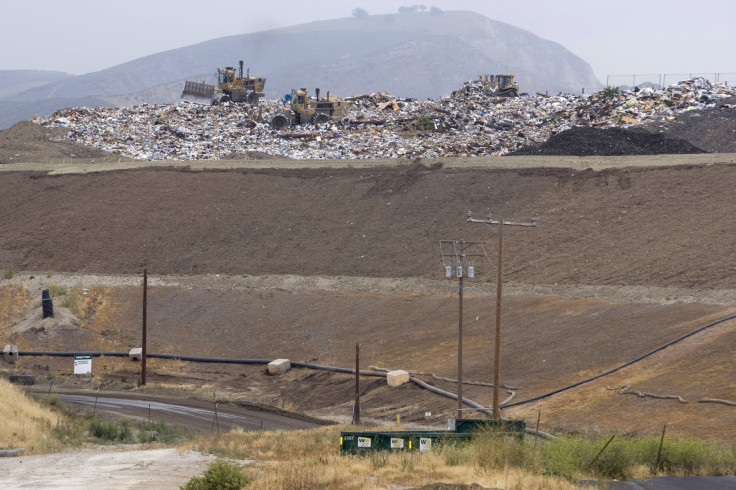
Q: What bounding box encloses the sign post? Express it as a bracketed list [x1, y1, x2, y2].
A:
[74, 355, 92, 375]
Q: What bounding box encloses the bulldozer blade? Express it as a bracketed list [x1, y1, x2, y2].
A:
[180, 80, 216, 105]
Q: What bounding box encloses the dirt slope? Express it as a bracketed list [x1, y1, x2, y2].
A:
[1, 123, 736, 442]
[2, 162, 736, 289]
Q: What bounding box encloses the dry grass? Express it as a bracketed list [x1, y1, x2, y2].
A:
[181, 425, 586, 489]
[0, 378, 62, 453]
[0, 283, 29, 339]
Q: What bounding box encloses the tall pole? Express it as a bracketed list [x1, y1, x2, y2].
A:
[457, 274, 464, 417]
[439, 240, 485, 420]
[466, 213, 536, 420]
[354, 343, 360, 425]
[493, 220, 503, 420]
[141, 268, 147, 387]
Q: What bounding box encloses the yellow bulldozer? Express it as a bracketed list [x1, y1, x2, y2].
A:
[270, 88, 349, 129]
[181, 60, 266, 105]
[479, 74, 520, 97]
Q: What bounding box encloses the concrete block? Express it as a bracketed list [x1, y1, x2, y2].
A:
[268, 358, 291, 375]
[4, 344, 18, 363]
[129, 348, 142, 361]
[387, 370, 409, 387]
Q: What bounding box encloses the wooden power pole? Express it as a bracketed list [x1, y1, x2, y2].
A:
[467, 213, 536, 420]
[141, 268, 147, 387]
[439, 240, 485, 419]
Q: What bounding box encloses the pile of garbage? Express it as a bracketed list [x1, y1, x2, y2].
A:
[32, 77, 736, 161]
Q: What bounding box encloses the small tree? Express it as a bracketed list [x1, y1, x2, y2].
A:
[352, 7, 369, 18]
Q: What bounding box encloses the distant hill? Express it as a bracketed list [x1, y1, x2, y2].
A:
[0, 10, 602, 129]
[0, 70, 74, 99]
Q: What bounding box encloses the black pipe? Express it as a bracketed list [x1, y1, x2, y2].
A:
[18, 351, 128, 357]
[15, 313, 736, 422]
[503, 313, 736, 408]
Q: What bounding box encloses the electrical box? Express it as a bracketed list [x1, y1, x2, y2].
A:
[445, 265, 452, 278]
[468, 266, 475, 278]
[456, 266, 463, 278]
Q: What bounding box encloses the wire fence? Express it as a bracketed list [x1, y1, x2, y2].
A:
[605, 73, 736, 90]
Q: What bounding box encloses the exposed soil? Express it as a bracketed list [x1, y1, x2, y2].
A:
[1, 120, 736, 445]
[510, 126, 707, 156]
[512, 97, 736, 156]
[641, 96, 736, 154]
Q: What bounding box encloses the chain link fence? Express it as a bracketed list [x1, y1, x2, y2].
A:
[606, 73, 736, 90]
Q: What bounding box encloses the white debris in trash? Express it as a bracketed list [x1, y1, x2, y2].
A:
[31, 78, 736, 161]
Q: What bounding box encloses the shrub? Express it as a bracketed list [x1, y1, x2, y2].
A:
[137, 419, 192, 444]
[2, 265, 13, 280]
[415, 116, 436, 131]
[182, 460, 252, 490]
[602, 86, 620, 98]
[48, 284, 68, 297]
[89, 418, 133, 443]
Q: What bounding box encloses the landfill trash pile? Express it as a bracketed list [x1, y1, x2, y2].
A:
[510, 126, 708, 156]
[31, 77, 736, 161]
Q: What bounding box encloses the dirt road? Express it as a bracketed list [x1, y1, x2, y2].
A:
[0, 447, 234, 489]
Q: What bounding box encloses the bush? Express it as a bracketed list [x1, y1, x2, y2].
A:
[89, 418, 133, 443]
[48, 283, 68, 297]
[137, 419, 192, 444]
[181, 460, 252, 490]
[602, 86, 620, 98]
[2, 265, 13, 280]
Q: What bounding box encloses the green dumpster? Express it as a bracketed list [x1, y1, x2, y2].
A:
[341, 419, 525, 454]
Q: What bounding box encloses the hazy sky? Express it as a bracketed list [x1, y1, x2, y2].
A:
[2, 0, 734, 85]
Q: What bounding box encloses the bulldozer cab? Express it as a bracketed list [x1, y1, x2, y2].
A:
[496, 75, 515, 89]
[293, 89, 308, 107]
[217, 68, 237, 89]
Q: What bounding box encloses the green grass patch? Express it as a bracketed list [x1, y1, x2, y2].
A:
[47, 284, 68, 297]
[432, 430, 736, 481]
[137, 418, 194, 444]
[89, 418, 134, 443]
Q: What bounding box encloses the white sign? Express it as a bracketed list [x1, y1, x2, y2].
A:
[420, 437, 432, 452]
[390, 438, 404, 449]
[74, 355, 92, 374]
[358, 437, 371, 448]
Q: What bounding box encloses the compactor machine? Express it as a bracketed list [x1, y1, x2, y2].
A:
[181, 60, 266, 105]
[480, 74, 519, 97]
[270, 88, 349, 129]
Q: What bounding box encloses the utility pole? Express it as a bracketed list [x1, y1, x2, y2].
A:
[354, 343, 360, 425]
[466, 212, 536, 420]
[439, 240, 485, 419]
[141, 268, 147, 387]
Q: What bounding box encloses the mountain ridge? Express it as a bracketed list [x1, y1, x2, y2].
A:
[0, 10, 602, 129]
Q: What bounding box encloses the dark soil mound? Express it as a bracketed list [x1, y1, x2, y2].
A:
[641, 98, 736, 153]
[510, 126, 707, 156]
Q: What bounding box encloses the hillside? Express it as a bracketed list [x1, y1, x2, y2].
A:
[1, 150, 736, 442]
[0, 70, 73, 99]
[0, 10, 601, 129]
